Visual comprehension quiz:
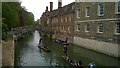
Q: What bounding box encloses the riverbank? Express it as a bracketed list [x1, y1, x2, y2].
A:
[73, 37, 119, 58]
[2, 40, 14, 66]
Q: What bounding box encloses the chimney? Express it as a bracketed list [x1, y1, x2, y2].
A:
[58, 0, 62, 8]
[45, 6, 48, 12]
[50, 2, 53, 12]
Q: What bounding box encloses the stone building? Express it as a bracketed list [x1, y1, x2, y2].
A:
[40, 0, 75, 43]
[74, 2, 120, 57]
[75, 2, 120, 44]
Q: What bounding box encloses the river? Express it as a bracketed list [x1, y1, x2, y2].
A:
[14, 30, 119, 67]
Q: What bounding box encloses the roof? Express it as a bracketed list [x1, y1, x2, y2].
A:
[41, 2, 75, 18]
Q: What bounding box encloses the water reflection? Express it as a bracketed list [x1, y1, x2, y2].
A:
[15, 30, 118, 67]
[15, 30, 69, 67]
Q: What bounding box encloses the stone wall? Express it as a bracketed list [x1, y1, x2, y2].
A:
[0, 43, 2, 67]
[73, 36, 119, 57]
[2, 40, 14, 66]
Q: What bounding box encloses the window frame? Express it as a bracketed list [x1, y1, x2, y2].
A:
[115, 1, 120, 14]
[85, 7, 90, 17]
[61, 18, 63, 23]
[69, 17, 72, 22]
[77, 24, 80, 31]
[97, 22, 104, 33]
[85, 23, 90, 32]
[68, 26, 71, 33]
[77, 8, 80, 18]
[98, 2, 104, 16]
[65, 17, 67, 22]
[115, 22, 120, 34]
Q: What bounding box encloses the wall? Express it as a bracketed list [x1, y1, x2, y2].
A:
[75, 2, 120, 44]
[2, 40, 14, 66]
[73, 36, 119, 57]
[0, 43, 2, 67]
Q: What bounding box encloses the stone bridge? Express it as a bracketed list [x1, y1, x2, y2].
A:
[11, 25, 35, 40]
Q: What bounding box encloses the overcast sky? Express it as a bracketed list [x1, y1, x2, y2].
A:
[20, 0, 75, 21]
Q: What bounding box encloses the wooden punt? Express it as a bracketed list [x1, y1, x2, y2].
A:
[38, 46, 50, 52]
[61, 56, 75, 66]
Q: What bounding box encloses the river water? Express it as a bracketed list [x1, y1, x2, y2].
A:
[15, 30, 119, 67]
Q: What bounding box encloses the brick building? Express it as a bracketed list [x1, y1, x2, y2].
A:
[75, 2, 120, 44]
[40, 0, 75, 43]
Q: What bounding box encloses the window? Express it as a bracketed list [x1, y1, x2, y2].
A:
[76, 0, 80, 2]
[60, 26, 62, 32]
[56, 19, 58, 23]
[77, 24, 80, 31]
[72, 5, 74, 10]
[47, 19, 49, 24]
[61, 18, 63, 22]
[65, 17, 67, 22]
[115, 23, 120, 34]
[98, 2, 104, 16]
[85, 23, 90, 32]
[68, 26, 71, 33]
[77, 8, 80, 18]
[69, 17, 72, 22]
[54, 18, 55, 23]
[98, 22, 104, 33]
[63, 26, 65, 31]
[85, 7, 90, 17]
[116, 1, 120, 14]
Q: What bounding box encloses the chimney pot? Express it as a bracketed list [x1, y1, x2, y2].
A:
[50, 2, 53, 12]
[58, 0, 62, 8]
[46, 6, 48, 12]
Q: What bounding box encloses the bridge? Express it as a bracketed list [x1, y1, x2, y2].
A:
[11, 25, 40, 40]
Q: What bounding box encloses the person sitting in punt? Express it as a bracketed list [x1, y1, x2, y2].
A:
[87, 61, 96, 68]
[43, 46, 48, 49]
[77, 60, 82, 68]
[67, 56, 74, 65]
[68, 57, 73, 62]
[65, 56, 69, 61]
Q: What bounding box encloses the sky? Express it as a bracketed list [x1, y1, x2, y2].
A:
[20, 0, 75, 21]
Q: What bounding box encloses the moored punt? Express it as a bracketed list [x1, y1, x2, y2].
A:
[55, 40, 69, 45]
[62, 56, 84, 68]
[38, 46, 50, 52]
[61, 56, 75, 67]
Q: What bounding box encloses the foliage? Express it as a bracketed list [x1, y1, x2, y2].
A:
[2, 2, 35, 41]
[2, 22, 8, 41]
[2, 2, 20, 30]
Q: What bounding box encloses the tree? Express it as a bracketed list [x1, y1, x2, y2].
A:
[2, 2, 35, 41]
[2, 2, 20, 30]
